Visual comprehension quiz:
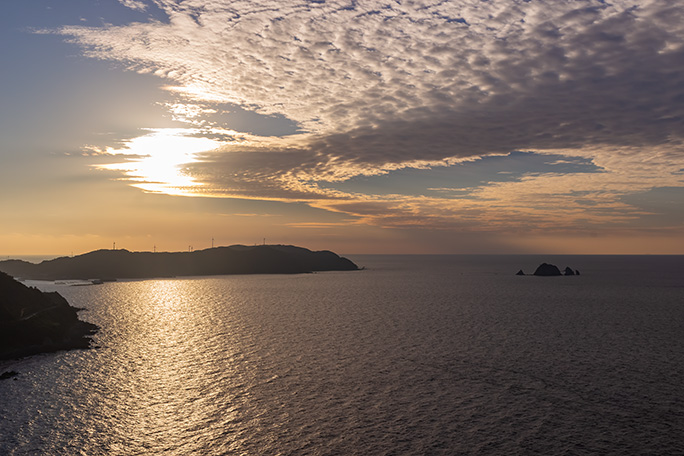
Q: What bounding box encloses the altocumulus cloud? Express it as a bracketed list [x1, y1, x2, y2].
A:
[58, 0, 684, 231]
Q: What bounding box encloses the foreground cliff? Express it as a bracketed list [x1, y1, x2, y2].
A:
[0, 245, 359, 281]
[0, 272, 98, 360]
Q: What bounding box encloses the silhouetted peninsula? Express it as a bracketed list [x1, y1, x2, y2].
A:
[0, 272, 98, 360]
[0, 245, 359, 281]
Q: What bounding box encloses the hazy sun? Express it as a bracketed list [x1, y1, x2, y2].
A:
[96, 128, 222, 195]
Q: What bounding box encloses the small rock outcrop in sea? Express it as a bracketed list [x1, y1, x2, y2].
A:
[0, 271, 98, 360]
[516, 269, 525, 275]
[533, 263, 562, 276]
[0, 371, 19, 381]
[526, 263, 581, 277]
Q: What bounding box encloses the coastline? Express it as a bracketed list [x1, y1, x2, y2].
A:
[0, 272, 98, 362]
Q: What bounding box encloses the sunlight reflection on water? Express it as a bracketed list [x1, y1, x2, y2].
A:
[2, 256, 684, 454]
[95, 279, 248, 454]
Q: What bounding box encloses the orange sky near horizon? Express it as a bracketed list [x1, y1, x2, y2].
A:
[1, 1, 683, 256]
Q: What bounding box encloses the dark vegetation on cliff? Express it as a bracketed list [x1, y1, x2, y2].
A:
[0, 272, 98, 361]
[0, 245, 359, 281]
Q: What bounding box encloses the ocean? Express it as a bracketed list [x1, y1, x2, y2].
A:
[1, 255, 683, 455]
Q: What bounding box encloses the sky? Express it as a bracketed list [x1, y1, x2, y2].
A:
[1, 0, 683, 256]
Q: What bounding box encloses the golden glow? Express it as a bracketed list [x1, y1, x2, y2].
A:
[97, 129, 222, 195]
[162, 84, 233, 104]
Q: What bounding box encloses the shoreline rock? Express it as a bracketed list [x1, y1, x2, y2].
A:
[0, 272, 98, 361]
[0, 371, 19, 381]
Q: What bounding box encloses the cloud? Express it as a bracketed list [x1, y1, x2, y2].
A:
[118, 0, 148, 12]
[60, 1, 684, 144]
[55, 0, 684, 234]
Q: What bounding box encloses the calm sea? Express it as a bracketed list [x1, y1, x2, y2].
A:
[1, 255, 683, 455]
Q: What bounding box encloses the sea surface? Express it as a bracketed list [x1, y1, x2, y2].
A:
[1, 255, 683, 455]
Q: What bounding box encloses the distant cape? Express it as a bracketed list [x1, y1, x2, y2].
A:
[0, 245, 359, 281]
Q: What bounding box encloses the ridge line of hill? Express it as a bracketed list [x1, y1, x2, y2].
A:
[0, 245, 359, 281]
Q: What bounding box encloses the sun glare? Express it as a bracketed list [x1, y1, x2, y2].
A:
[97, 129, 222, 195]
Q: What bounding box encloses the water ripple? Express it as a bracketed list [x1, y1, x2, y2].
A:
[2, 256, 684, 454]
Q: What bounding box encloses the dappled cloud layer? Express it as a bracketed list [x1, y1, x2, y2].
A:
[60, 0, 684, 234]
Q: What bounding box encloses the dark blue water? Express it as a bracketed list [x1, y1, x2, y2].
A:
[1, 255, 683, 455]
